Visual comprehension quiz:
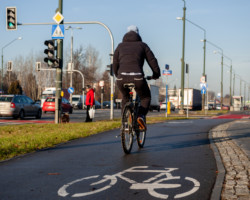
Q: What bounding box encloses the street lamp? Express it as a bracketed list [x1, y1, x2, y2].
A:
[1, 36, 22, 94]
[177, 17, 207, 111]
[223, 61, 233, 107]
[178, 0, 186, 114]
[65, 26, 82, 104]
[205, 40, 224, 110]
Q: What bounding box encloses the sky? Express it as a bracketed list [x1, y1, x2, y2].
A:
[0, 0, 250, 98]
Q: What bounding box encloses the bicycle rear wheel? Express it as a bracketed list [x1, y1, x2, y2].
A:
[121, 105, 133, 154]
[136, 129, 146, 148]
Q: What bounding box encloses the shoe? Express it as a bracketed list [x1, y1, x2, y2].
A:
[137, 116, 147, 131]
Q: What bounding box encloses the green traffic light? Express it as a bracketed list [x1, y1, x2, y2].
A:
[8, 22, 14, 27]
[48, 60, 53, 66]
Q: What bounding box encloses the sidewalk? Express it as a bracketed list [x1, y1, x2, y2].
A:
[210, 119, 250, 200]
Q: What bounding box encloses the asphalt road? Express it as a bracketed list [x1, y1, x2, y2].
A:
[0, 108, 164, 125]
[0, 118, 233, 200]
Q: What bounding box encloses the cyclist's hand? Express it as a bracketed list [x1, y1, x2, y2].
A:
[152, 74, 160, 80]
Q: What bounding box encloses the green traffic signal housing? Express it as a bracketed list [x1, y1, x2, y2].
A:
[44, 40, 59, 68]
[6, 7, 17, 30]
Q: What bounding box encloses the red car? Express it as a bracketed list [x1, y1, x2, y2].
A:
[42, 97, 73, 114]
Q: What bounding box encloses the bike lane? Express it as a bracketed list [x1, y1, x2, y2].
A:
[0, 118, 233, 200]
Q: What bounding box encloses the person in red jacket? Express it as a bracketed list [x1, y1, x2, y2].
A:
[85, 85, 95, 122]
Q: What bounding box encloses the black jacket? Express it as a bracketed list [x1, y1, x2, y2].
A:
[113, 31, 161, 79]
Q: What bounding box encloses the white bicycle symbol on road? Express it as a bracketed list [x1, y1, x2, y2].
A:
[58, 166, 200, 199]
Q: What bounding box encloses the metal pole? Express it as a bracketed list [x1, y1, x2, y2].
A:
[202, 39, 206, 111]
[55, 0, 63, 124]
[233, 72, 235, 97]
[180, 0, 186, 114]
[70, 29, 73, 104]
[187, 69, 189, 118]
[206, 40, 224, 110]
[221, 55, 223, 110]
[1, 52, 3, 94]
[182, 18, 206, 111]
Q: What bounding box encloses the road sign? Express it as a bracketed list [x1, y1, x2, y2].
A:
[200, 76, 206, 83]
[99, 80, 104, 87]
[53, 12, 64, 24]
[200, 83, 207, 89]
[68, 87, 74, 94]
[52, 25, 64, 39]
[162, 69, 172, 75]
[201, 87, 206, 94]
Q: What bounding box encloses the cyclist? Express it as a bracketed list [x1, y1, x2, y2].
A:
[113, 25, 161, 130]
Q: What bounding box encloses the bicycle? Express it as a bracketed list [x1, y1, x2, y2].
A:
[120, 76, 152, 154]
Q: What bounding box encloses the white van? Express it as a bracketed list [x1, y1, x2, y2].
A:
[41, 87, 56, 108]
[72, 95, 83, 109]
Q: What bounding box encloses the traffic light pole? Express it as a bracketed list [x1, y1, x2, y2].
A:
[53, 0, 63, 124]
[18, 20, 114, 121]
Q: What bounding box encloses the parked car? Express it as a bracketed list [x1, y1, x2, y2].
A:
[215, 104, 221, 110]
[42, 97, 73, 114]
[160, 102, 175, 111]
[102, 101, 117, 109]
[0, 95, 42, 119]
[205, 103, 214, 110]
[222, 104, 230, 110]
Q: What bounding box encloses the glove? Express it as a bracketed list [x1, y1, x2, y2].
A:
[152, 73, 160, 79]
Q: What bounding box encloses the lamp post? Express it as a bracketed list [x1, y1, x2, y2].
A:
[223, 60, 233, 108]
[178, 0, 186, 114]
[222, 55, 232, 107]
[206, 40, 224, 110]
[65, 26, 82, 104]
[177, 17, 207, 111]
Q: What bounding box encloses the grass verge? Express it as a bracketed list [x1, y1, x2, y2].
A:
[0, 116, 189, 161]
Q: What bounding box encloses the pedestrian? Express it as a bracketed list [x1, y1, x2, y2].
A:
[113, 25, 161, 130]
[85, 85, 95, 122]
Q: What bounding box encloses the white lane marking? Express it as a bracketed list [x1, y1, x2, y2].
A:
[174, 177, 200, 199]
[58, 166, 200, 199]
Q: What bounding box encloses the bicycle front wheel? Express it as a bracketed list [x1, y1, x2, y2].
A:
[121, 105, 133, 154]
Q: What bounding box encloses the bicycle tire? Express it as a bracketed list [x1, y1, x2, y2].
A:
[121, 105, 133, 154]
[136, 129, 146, 148]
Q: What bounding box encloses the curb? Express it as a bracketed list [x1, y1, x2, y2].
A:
[209, 125, 226, 200]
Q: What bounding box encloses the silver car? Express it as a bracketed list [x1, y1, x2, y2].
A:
[0, 95, 42, 119]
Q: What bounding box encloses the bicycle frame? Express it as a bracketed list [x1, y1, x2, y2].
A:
[128, 87, 140, 132]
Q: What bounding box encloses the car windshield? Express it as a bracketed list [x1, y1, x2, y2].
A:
[0, 96, 13, 102]
[46, 98, 55, 102]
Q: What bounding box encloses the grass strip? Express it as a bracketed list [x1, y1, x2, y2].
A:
[0, 116, 189, 161]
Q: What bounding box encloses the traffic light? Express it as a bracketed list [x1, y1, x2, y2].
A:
[7, 61, 13, 71]
[106, 64, 113, 76]
[35, 62, 41, 71]
[6, 7, 17, 30]
[44, 40, 59, 68]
